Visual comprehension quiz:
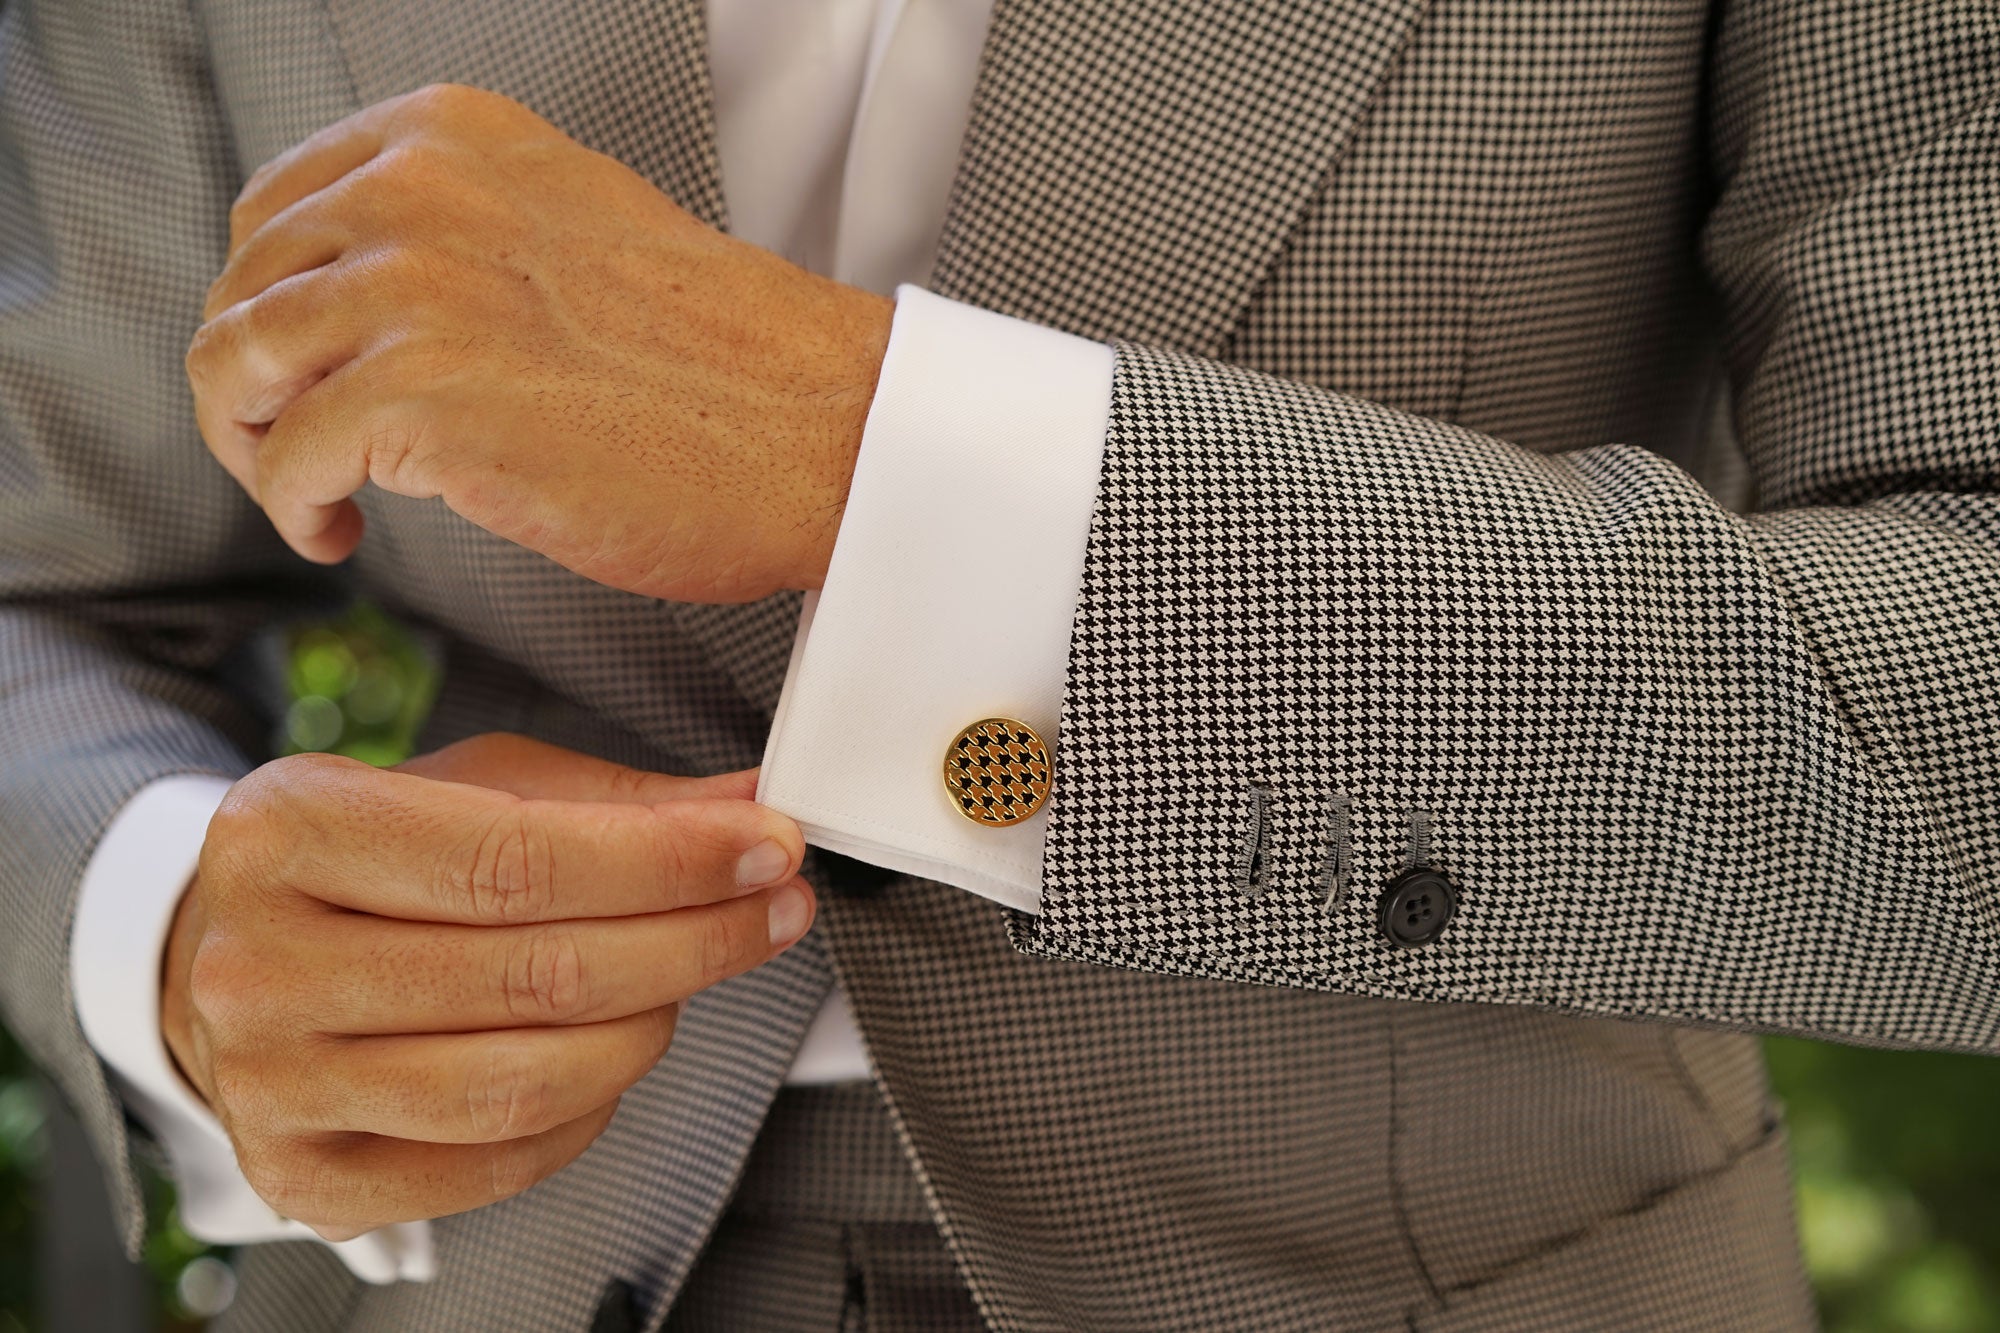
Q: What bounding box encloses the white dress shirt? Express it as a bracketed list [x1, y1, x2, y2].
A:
[67, 0, 1112, 1283]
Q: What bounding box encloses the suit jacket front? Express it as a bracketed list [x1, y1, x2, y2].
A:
[3, 0, 1993, 1327]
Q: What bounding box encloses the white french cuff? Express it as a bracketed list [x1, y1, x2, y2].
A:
[758, 285, 1115, 914]
[69, 774, 434, 1285]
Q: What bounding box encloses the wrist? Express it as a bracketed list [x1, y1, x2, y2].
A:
[794, 286, 894, 592]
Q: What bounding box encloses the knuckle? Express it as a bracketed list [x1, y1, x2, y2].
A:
[465, 804, 554, 923]
[484, 1141, 548, 1203]
[403, 81, 487, 128]
[204, 1049, 249, 1115]
[233, 281, 306, 357]
[696, 907, 754, 984]
[270, 749, 356, 793]
[647, 820, 695, 908]
[211, 754, 373, 902]
[371, 142, 456, 205]
[210, 775, 267, 829]
[183, 317, 231, 382]
[206, 1046, 278, 1128]
[415, 80, 470, 108]
[241, 1141, 332, 1222]
[399, 82, 455, 121]
[280, 748, 351, 776]
[502, 927, 588, 1023]
[226, 287, 270, 347]
[199, 807, 268, 896]
[235, 1145, 291, 1208]
[186, 934, 261, 1030]
[603, 761, 660, 805]
[225, 194, 260, 247]
[464, 1042, 555, 1142]
[249, 754, 348, 862]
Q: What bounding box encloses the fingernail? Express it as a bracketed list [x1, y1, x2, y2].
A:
[735, 839, 789, 889]
[767, 885, 810, 946]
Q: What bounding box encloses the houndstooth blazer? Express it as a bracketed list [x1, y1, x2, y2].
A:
[3, 0, 1993, 1326]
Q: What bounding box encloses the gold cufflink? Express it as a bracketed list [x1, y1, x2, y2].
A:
[943, 717, 1052, 826]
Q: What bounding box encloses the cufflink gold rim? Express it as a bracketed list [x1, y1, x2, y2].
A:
[943, 717, 1052, 826]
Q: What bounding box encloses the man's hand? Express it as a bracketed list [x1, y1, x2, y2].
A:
[185, 83, 895, 604]
[160, 733, 815, 1240]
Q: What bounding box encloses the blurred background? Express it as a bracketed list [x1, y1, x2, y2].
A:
[2, 603, 1997, 1332]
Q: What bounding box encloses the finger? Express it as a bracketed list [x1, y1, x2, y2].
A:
[251, 754, 805, 923]
[188, 402, 267, 504]
[189, 265, 370, 490]
[248, 347, 414, 563]
[229, 99, 409, 254]
[206, 187, 353, 322]
[284, 1007, 674, 1143]
[395, 733, 760, 806]
[228, 83, 542, 259]
[250, 1098, 618, 1240]
[306, 877, 815, 1035]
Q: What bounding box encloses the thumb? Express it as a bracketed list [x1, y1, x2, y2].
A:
[394, 732, 761, 805]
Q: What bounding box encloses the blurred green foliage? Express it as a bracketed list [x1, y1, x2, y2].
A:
[1, 604, 1996, 1329]
[277, 601, 440, 766]
[1773, 1037, 2000, 1330]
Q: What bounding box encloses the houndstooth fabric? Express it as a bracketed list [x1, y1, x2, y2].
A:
[1, 0, 1988, 1325]
[1004, 0, 2000, 1053]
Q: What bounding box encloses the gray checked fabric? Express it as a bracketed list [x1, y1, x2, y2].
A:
[664, 1081, 987, 1333]
[2, 0, 1991, 1326]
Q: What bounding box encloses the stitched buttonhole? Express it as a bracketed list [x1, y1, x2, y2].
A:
[1236, 783, 1272, 897]
[1403, 807, 1436, 872]
[1318, 793, 1353, 911]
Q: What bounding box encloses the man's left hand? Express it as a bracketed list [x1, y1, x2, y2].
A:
[187, 83, 894, 604]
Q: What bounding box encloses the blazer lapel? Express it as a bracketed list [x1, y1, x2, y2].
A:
[929, 0, 1432, 353]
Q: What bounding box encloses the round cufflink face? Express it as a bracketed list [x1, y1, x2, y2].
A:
[944, 717, 1052, 826]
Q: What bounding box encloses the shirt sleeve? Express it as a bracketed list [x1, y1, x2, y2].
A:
[68, 775, 435, 1285]
[757, 285, 1114, 914]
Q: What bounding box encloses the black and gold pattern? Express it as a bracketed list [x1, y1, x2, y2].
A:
[943, 718, 1052, 826]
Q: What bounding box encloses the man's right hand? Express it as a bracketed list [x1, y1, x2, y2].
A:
[159, 732, 814, 1241]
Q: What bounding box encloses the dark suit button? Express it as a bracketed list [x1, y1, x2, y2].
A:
[1378, 869, 1456, 946]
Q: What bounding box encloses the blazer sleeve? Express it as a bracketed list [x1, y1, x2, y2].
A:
[1013, 0, 2000, 1054]
[0, 0, 335, 1252]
